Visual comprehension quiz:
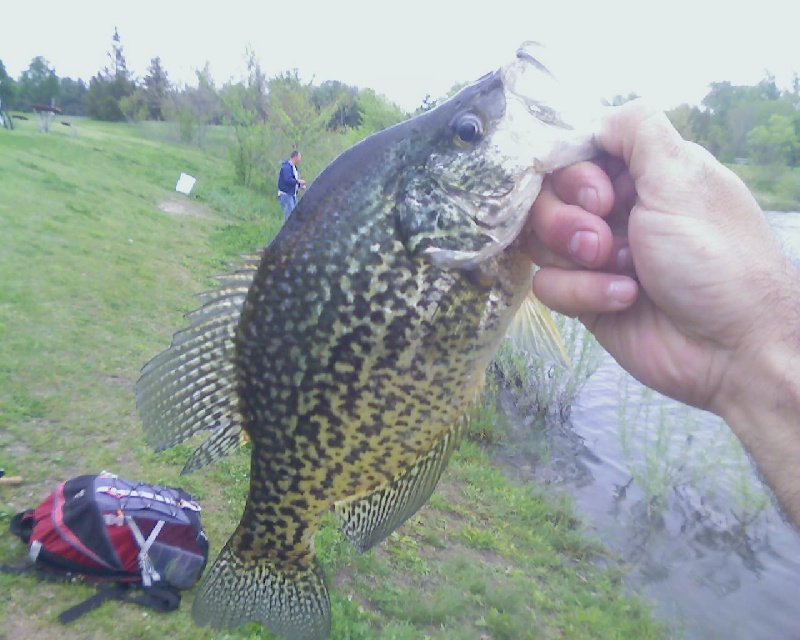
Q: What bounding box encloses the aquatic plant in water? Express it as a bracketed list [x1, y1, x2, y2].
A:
[616, 375, 771, 530]
[481, 314, 603, 426]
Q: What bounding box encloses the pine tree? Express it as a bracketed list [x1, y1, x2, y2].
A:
[86, 27, 136, 121]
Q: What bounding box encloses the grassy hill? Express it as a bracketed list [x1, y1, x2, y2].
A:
[0, 117, 663, 640]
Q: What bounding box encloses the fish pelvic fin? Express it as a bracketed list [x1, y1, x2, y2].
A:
[136, 255, 262, 471]
[192, 540, 331, 639]
[505, 290, 570, 368]
[333, 421, 463, 553]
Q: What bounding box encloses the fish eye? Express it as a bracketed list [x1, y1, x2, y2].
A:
[453, 113, 484, 146]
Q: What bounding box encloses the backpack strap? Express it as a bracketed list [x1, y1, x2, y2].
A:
[9, 510, 34, 543]
[58, 583, 181, 623]
[125, 516, 164, 586]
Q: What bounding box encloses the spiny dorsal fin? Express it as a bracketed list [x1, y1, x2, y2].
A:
[136, 255, 261, 470]
[181, 420, 251, 475]
[505, 290, 570, 368]
[333, 420, 464, 553]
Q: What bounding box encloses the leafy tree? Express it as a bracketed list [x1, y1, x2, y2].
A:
[356, 89, 405, 133]
[746, 114, 800, 165]
[218, 49, 273, 187]
[59, 77, 88, 116]
[166, 63, 221, 146]
[312, 80, 362, 130]
[0, 59, 19, 109]
[119, 89, 149, 122]
[86, 28, 136, 121]
[265, 70, 329, 154]
[17, 56, 60, 110]
[142, 57, 171, 120]
[667, 104, 699, 141]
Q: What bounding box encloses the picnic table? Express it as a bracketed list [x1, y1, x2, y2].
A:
[30, 103, 61, 132]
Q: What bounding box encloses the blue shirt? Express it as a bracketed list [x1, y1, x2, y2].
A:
[278, 159, 301, 196]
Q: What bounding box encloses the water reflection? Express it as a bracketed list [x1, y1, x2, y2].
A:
[496, 211, 800, 639]
[569, 353, 799, 639]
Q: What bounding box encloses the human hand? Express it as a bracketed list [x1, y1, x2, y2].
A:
[524, 101, 797, 415]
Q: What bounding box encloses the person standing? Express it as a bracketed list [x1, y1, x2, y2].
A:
[277, 150, 306, 220]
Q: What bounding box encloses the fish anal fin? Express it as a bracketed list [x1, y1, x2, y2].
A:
[333, 421, 463, 553]
[192, 541, 331, 639]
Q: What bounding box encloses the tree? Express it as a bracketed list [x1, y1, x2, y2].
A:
[0, 59, 19, 110]
[746, 114, 800, 165]
[312, 80, 363, 130]
[266, 70, 329, 151]
[86, 28, 136, 121]
[356, 89, 405, 133]
[59, 77, 88, 116]
[667, 104, 699, 141]
[143, 57, 171, 120]
[17, 56, 60, 110]
[165, 63, 221, 146]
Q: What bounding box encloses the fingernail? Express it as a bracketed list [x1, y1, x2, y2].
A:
[578, 187, 599, 212]
[617, 246, 633, 271]
[608, 279, 637, 305]
[568, 230, 599, 264]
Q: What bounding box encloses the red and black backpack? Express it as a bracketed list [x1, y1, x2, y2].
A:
[5, 471, 208, 622]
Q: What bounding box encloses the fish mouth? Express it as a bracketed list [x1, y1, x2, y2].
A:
[424, 43, 600, 272]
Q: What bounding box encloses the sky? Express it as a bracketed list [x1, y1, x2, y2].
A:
[2, 0, 799, 114]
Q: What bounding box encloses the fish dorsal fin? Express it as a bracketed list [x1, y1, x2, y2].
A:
[505, 290, 570, 368]
[181, 420, 251, 474]
[333, 421, 464, 553]
[136, 254, 261, 471]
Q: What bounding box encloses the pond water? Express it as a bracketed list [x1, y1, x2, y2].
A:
[497, 211, 800, 639]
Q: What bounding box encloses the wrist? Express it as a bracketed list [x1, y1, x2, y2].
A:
[711, 269, 800, 525]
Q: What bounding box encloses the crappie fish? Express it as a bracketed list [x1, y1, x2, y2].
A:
[136, 42, 597, 640]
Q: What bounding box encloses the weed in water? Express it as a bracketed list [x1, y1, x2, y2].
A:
[617, 372, 771, 532]
[487, 314, 603, 423]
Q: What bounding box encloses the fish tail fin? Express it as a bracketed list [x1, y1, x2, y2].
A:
[136, 256, 261, 472]
[192, 539, 331, 639]
[506, 290, 570, 368]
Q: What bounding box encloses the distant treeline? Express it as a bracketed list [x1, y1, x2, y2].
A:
[3, 29, 799, 173]
[666, 77, 800, 167]
[0, 29, 413, 194]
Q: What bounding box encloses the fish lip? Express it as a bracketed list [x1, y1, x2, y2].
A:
[508, 43, 573, 130]
[515, 41, 554, 78]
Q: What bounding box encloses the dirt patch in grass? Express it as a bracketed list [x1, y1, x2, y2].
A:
[157, 196, 215, 219]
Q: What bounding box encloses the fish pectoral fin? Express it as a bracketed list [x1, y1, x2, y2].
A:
[333, 421, 463, 554]
[192, 540, 331, 639]
[505, 290, 570, 368]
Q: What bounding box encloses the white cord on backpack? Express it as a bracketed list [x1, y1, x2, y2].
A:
[125, 517, 164, 586]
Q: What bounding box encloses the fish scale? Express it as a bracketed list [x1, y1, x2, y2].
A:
[137, 42, 598, 640]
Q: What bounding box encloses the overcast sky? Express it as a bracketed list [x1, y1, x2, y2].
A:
[2, 0, 799, 113]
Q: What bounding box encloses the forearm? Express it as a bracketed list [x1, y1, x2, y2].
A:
[714, 267, 800, 527]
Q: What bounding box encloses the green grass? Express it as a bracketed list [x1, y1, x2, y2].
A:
[729, 163, 800, 211]
[0, 117, 664, 639]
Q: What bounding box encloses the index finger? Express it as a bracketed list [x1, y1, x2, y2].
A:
[596, 101, 686, 182]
